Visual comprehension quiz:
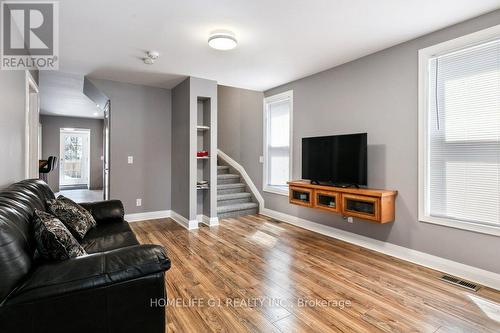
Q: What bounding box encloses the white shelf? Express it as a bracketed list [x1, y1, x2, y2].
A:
[197, 187, 210, 191]
[197, 156, 209, 159]
[197, 125, 210, 131]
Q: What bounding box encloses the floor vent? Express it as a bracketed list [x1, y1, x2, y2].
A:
[440, 275, 480, 292]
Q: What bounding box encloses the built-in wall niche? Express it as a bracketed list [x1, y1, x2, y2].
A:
[197, 97, 212, 217]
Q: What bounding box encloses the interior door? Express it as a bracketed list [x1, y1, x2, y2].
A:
[60, 129, 90, 187]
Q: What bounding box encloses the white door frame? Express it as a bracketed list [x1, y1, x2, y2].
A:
[25, 71, 40, 178]
[59, 128, 91, 188]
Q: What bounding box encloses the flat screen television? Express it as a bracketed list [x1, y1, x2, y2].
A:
[302, 133, 367, 186]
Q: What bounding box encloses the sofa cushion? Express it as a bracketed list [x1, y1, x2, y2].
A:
[0, 179, 55, 302]
[80, 200, 124, 225]
[47, 195, 97, 239]
[33, 209, 87, 261]
[5, 244, 170, 305]
[81, 220, 138, 254]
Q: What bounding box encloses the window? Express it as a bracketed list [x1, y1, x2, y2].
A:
[263, 90, 293, 195]
[418, 25, 500, 236]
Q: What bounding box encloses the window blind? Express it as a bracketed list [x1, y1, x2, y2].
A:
[427, 38, 500, 227]
[266, 99, 290, 187]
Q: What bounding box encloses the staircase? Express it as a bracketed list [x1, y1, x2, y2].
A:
[217, 164, 258, 219]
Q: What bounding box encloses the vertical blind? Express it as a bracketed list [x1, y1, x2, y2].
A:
[266, 98, 291, 187]
[427, 38, 500, 227]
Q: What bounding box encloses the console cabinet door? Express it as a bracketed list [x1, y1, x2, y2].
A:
[342, 194, 380, 222]
[289, 186, 313, 207]
[313, 190, 340, 213]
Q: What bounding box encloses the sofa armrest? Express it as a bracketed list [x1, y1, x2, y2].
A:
[80, 200, 125, 224]
[7, 244, 171, 304]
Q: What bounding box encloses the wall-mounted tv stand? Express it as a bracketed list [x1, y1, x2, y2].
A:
[288, 180, 397, 223]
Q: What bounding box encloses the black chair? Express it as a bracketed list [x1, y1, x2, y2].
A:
[39, 156, 57, 183]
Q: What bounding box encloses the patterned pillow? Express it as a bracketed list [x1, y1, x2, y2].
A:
[46, 195, 97, 239]
[33, 209, 87, 260]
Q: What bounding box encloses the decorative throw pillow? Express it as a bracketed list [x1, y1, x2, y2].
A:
[46, 195, 97, 239]
[33, 209, 87, 260]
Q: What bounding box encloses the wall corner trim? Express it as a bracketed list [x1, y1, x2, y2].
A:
[260, 208, 500, 291]
[197, 214, 219, 226]
[170, 210, 199, 230]
[217, 149, 264, 213]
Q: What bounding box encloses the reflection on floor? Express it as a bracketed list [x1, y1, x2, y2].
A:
[56, 189, 103, 203]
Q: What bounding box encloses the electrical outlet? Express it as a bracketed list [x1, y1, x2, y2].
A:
[136, 198, 142, 207]
[259, 156, 264, 163]
[128, 156, 134, 164]
[347, 217, 354, 223]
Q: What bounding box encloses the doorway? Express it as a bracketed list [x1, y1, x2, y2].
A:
[59, 128, 90, 189]
[38, 71, 109, 202]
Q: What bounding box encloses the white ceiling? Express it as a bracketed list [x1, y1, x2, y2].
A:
[40, 71, 103, 119]
[58, 0, 500, 91]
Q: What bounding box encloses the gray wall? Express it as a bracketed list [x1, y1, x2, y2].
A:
[0, 71, 27, 188]
[40, 115, 104, 192]
[91, 79, 172, 215]
[219, 10, 500, 274]
[218, 85, 264, 192]
[171, 78, 191, 219]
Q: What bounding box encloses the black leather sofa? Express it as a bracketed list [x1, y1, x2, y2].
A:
[0, 179, 171, 333]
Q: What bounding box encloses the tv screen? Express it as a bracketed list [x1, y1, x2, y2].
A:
[302, 133, 367, 186]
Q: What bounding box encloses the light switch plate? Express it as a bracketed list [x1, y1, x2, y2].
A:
[128, 156, 134, 164]
[259, 156, 264, 163]
[136, 198, 142, 206]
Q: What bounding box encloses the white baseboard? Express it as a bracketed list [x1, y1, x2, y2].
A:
[261, 208, 500, 291]
[170, 210, 198, 230]
[125, 209, 218, 230]
[125, 210, 171, 222]
[197, 214, 219, 226]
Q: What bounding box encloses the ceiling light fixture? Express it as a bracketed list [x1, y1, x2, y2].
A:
[208, 30, 237, 50]
[143, 50, 160, 65]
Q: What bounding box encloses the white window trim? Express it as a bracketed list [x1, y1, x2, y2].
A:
[263, 90, 293, 196]
[418, 24, 500, 237]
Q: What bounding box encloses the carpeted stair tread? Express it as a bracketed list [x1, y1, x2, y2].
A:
[217, 192, 252, 201]
[218, 183, 246, 189]
[217, 202, 258, 214]
[217, 173, 240, 179]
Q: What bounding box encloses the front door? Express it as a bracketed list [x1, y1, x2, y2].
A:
[60, 129, 90, 187]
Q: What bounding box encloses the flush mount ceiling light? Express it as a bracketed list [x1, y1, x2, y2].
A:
[208, 30, 237, 50]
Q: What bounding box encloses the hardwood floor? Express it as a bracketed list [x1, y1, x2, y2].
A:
[130, 215, 500, 333]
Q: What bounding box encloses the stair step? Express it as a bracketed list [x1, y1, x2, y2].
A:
[217, 202, 258, 214]
[217, 173, 239, 179]
[217, 165, 230, 175]
[218, 192, 251, 200]
[217, 192, 252, 205]
[217, 183, 246, 194]
[217, 173, 240, 184]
